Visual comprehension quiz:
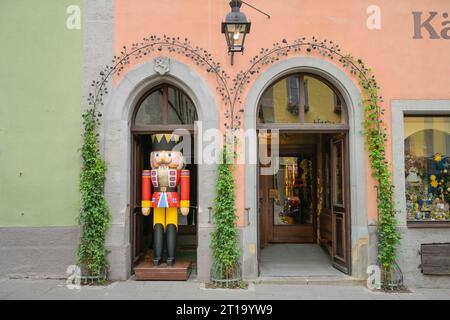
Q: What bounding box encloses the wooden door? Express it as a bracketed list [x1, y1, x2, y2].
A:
[331, 135, 350, 273]
[269, 145, 317, 243]
[319, 138, 333, 252]
[259, 174, 273, 248]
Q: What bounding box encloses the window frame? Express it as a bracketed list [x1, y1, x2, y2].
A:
[257, 72, 348, 129]
[392, 100, 450, 228]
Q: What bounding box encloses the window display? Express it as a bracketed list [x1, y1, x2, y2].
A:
[273, 156, 313, 225]
[404, 116, 450, 222]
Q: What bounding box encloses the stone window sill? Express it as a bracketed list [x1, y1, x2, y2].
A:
[407, 221, 450, 228]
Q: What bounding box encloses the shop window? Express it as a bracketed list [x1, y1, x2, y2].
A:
[404, 116, 450, 223]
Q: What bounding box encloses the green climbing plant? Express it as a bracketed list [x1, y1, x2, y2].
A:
[352, 57, 401, 273]
[77, 107, 111, 279]
[210, 147, 242, 287]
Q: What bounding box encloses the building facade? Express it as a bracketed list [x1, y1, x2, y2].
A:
[1, 0, 449, 288]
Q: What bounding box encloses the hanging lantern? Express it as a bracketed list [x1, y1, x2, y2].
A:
[221, 0, 251, 65]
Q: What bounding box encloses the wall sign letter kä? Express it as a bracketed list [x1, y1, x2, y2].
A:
[413, 11, 450, 39]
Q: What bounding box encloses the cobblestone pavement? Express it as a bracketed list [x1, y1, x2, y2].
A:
[0, 278, 449, 300]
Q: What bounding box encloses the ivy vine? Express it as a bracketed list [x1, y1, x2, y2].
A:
[78, 107, 110, 279]
[355, 58, 400, 273]
[210, 148, 242, 287]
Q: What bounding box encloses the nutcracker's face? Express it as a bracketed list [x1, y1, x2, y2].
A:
[150, 150, 185, 170]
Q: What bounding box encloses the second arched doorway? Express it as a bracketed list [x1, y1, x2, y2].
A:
[257, 72, 351, 276]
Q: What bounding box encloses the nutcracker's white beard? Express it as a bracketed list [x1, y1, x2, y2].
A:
[156, 167, 169, 187]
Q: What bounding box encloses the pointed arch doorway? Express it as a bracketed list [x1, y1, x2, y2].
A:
[130, 83, 198, 271]
[103, 58, 219, 281]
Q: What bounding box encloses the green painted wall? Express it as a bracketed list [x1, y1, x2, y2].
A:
[0, 0, 83, 226]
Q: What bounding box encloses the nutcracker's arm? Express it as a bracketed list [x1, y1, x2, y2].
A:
[141, 170, 152, 215]
[180, 169, 190, 215]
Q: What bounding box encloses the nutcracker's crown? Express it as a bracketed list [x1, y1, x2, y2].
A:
[151, 133, 182, 151]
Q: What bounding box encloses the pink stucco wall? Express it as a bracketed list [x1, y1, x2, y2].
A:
[114, 0, 450, 225]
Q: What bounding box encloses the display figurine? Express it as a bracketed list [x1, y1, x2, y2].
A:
[141, 134, 190, 266]
[405, 167, 422, 187]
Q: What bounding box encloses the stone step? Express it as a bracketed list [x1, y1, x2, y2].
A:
[255, 276, 366, 286]
[134, 260, 192, 281]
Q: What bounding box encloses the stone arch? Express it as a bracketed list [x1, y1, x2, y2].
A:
[102, 57, 219, 280]
[242, 56, 369, 279]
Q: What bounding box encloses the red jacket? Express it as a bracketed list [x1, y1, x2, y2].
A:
[141, 169, 190, 209]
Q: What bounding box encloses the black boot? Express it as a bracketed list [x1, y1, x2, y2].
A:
[153, 224, 164, 266]
[166, 224, 177, 266]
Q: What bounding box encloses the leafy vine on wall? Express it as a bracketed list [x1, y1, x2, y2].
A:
[210, 148, 242, 288]
[80, 34, 399, 279]
[78, 108, 110, 279]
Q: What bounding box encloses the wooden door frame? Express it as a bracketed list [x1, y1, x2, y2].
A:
[130, 134, 142, 264]
[257, 130, 351, 273]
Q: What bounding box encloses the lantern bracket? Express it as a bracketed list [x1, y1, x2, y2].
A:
[241, 1, 270, 19]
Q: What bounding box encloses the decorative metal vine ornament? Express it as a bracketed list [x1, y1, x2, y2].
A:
[87, 35, 231, 123]
[87, 35, 380, 133]
[83, 34, 400, 282]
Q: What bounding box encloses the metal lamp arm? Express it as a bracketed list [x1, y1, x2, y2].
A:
[241, 1, 270, 19]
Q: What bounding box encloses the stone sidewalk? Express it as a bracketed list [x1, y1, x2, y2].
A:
[0, 278, 449, 300]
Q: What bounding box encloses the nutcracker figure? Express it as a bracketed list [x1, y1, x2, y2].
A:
[141, 133, 190, 266]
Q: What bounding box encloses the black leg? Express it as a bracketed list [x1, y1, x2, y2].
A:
[166, 224, 177, 266]
[153, 223, 164, 266]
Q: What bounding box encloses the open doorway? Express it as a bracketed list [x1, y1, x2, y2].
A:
[258, 132, 350, 277]
[131, 134, 198, 269]
[256, 72, 351, 277]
